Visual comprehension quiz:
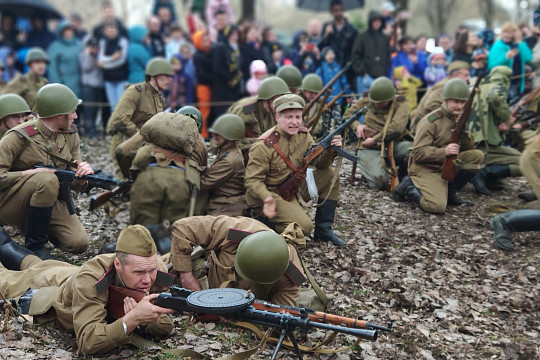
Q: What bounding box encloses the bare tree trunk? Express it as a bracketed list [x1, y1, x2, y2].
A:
[478, 0, 495, 28]
[424, 0, 456, 35]
[393, 0, 409, 35]
[241, 0, 255, 21]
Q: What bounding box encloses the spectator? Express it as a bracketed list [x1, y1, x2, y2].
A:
[261, 26, 282, 71]
[48, 20, 83, 97]
[477, 28, 495, 51]
[424, 52, 447, 88]
[453, 31, 477, 64]
[269, 46, 293, 75]
[389, 35, 428, 87]
[179, 43, 196, 83]
[470, 49, 488, 80]
[152, 0, 177, 23]
[206, 0, 235, 43]
[392, 66, 422, 113]
[239, 25, 264, 82]
[98, 21, 129, 110]
[156, 6, 174, 37]
[79, 37, 105, 138]
[1, 51, 19, 82]
[70, 13, 88, 41]
[92, 1, 128, 41]
[519, 23, 537, 50]
[0, 60, 6, 93]
[438, 33, 454, 62]
[415, 34, 428, 55]
[26, 17, 56, 50]
[165, 23, 193, 61]
[127, 25, 151, 84]
[0, 13, 20, 49]
[307, 18, 322, 43]
[291, 31, 320, 76]
[147, 16, 165, 57]
[318, 0, 358, 89]
[351, 10, 391, 94]
[246, 59, 267, 96]
[192, 29, 212, 137]
[165, 55, 195, 111]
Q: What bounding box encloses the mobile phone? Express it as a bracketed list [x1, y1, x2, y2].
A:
[306, 43, 315, 51]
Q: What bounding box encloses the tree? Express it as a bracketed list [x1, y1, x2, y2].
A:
[478, 0, 495, 28]
[241, 0, 255, 21]
[425, 0, 457, 35]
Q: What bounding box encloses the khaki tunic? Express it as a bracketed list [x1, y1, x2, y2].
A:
[0, 118, 88, 253]
[0, 254, 173, 355]
[201, 141, 246, 216]
[170, 216, 304, 306]
[520, 135, 540, 210]
[245, 126, 338, 234]
[410, 78, 447, 135]
[3, 71, 48, 110]
[228, 96, 275, 152]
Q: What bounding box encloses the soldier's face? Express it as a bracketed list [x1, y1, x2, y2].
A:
[453, 69, 470, 84]
[29, 61, 47, 76]
[155, 74, 172, 90]
[4, 113, 26, 129]
[303, 90, 318, 101]
[115, 254, 158, 294]
[276, 108, 303, 135]
[445, 99, 466, 117]
[211, 132, 225, 146]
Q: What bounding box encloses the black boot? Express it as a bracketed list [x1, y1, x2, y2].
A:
[448, 171, 475, 206]
[313, 200, 346, 247]
[490, 210, 540, 250]
[145, 221, 172, 254]
[0, 241, 34, 270]
[518, 188, 537, 202]
[24, 205, 55, 260]
[392, 176, 422, 205]
[472, 165, 511, 196]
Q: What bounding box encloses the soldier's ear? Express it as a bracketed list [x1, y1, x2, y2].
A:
[113, 256, 122, 271]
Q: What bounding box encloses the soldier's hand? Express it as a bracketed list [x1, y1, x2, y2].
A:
[330, 135, 342, 147]
[179, 272, 202, 291]
[512, 123, 522, 130]
[122, 293, 175, 334]
[356, 124, 368, 139]
[361, 137, 376, 148]
[74, 160, 94, 178]
[498, 122, 510, 132]
[445, 143, 460, 156]
[263, 196, 277, 219]
[124, 296, 138, 315]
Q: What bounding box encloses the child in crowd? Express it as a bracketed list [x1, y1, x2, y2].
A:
[424, 52, 447, 88]
[166, 23, 193, 61]
[165, 55, 195, 111]
[393, 65, 422, 113]
[470, 48, 489, 80]
[246, 59, 267, 96]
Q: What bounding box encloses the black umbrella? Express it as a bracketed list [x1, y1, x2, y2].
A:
[297, 0, 365, 12]
[0, 0, 63, 19]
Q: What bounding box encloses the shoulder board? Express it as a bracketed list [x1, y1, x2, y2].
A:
[257, 127, 277, 141]
[135, 84, 143, 92]
[23, 125, 38, 137]
[427, 110, 443, 122]
[396, 95, 407, 102]
[242, 101, 257, 114]
[263, 130, 280, 146]
[217, 151, 230, 160]
[298, 126, 308, 133]
[60, 124, 78, 134]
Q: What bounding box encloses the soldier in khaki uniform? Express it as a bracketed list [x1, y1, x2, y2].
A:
[0, 93, 32, 139]
[345, 77, 411, 190]
[0, 225, 175, 355]
[277, 65, 303, 94]
[227, 76, 290, 155]
[0, 84, 92, 259]
[201, 114, 247, 216]
[245, 94, 346, 246]
[518, 133, 540, 209]
[171, 215, 306, 306]
[410, 60, 470, 135]
[392, 79, 484, 213]
[3, 48, 48, 110]
[106, 58, 173, 177]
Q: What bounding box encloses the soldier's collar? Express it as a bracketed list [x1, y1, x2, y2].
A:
[35, 118, 56, 138]
[27, 71, 41, 82]
[276, 125, 294, 139]
[219, 141, 236, 153]
[439, 105, 455, 120]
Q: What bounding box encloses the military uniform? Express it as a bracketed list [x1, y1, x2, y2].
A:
[410, 78, 447, 135]
[0, 118, 88, 253]
[2, 72, 48, 110]
[170, 216, 306, 306]
[345, 94, 412, 189]
[409, 106, 484, 213]
[519, 134, 540, 209]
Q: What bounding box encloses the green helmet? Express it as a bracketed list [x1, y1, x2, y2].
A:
[177, 106, 203, 132]
[442, 78, 469, 101]
[276, 65, 302, 89]
[208, 114, 245, 140]
[235, 231, 290, 284]
[145, 57, 174, 77]
[258, 77, 291, 100]
[0, 94, 31, 120]
[301, 74, 323, 92]
[369, 77, 396, 103]
[25, 48, 49, 65]
[36, 84, 82, 118]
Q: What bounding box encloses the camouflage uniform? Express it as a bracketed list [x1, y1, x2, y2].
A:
[3, 72, 48, 111]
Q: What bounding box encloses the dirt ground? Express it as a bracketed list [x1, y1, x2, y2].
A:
[0, 137, 539, 360]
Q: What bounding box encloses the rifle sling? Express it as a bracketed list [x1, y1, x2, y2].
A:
[264, 130, 298, 172]
[294, 244, 331, 309]
[379, 99, 397, 175]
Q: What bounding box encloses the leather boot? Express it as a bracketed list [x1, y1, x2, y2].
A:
[490, 210, 540, 250]
[472, 165, 511, 196]
[146, 221, 172, 254]
[448, 171, 475, 206]
[518, 188, 537, 202]
[0, 227, 12, 247]
[392, 176, 422, 205]
[24, 205, 55, 260]
[314, 200, 346, 247]
[0, 241, 34, 270]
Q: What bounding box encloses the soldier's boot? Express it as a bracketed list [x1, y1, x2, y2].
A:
[472, 165, 511, 196]
[392, 176, 422, 206]
[115, 147, 132, 180]
[518, 187, 538, 202]
[24, 205, 56, 260]
[0, 241, 34, 270]
[490, 210, 540, 250]
[448, 171, 475, 206]
[145, 221, 172, 255]
[313, 200, 346, 247]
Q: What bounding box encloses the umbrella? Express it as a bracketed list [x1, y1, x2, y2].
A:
[297, 0, 364, 12]
[0, 0, 63, 19]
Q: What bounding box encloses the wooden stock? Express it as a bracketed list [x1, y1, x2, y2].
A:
[107, 285, 146, 319]
[387, 141, 399, 191]
[90, 186, 123, 211]
[441, 75, 483, 182]
[511, 86, 540, 119]
[306, 88, 347, 129]
[303, 62, 351, 116]
[519, 115, 540, 130]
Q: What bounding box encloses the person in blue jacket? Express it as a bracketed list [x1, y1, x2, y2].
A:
[128, 25, 152, 84]
[388, 35, 427, 87]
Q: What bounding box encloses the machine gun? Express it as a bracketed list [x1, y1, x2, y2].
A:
[34, 164, 129, 214]
[108, 285, 389, 360]
[276, 107, 367, 201]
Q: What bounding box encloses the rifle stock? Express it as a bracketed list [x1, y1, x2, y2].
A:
[303, 62, 351, 116]
[387, 141, 399, 191]
[441, 75, 483, 181]
[89, 182, 132, 211]
[511, 86, 540, 119]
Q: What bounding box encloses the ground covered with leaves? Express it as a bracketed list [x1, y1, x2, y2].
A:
[1, 137, 539, 360]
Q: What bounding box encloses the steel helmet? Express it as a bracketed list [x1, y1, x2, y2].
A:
[208, 114, 245, 141]
[257, 77, 291, 100]
[369, 77, 396, 103]
[145, 57, 174, 77]
[234, 231, 290, 284]
[0, 94, 31, 120]
[276, 65, 303, 89]
[36, 84, 82, 118]
[177, 106, 203, 132]
[25, 48, 49, 65]
[301, 74, 323, 93]
[442, 78, 470, 101]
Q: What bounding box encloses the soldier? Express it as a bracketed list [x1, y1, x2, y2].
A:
[518, 133, 540, 208]
[0, 84, 92, 259]
[410, 60, 470, 135]
[0, 94, 32, 139]
[201, 114, 247, 216]
[245, 94, 346, 246]
[106, 57, 173, 177]
[227, 76, 290, 155]
[0, 225, 175, 355]
[300, 73, 325, 137]
[392, 79, 484, 213]
[468, 66, 522, 195]
[345, 77, 411, 190]
[490, 210, 540, 250]
[175, 105, 209, 168]
[171, 215, 306, 306]
[3, 47, 48, 110]
[276, 65, 303, 94]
